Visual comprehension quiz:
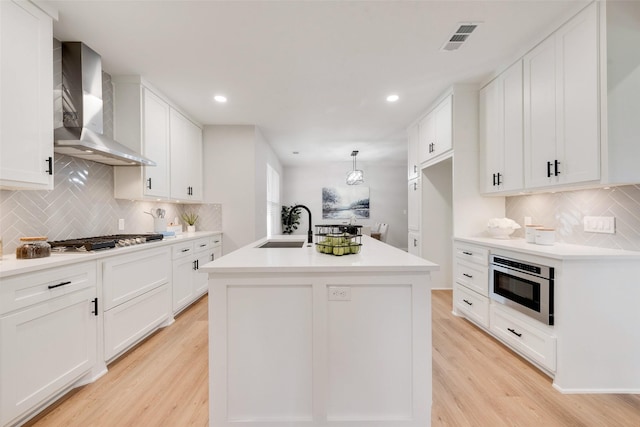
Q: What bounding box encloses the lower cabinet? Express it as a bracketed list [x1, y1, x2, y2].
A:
[102, 247, 172, 362]
[172, 235, 221, 314]
[0, 262, 97, 427]
[490, 303, 556, 372]
[453, 284, 489, 329]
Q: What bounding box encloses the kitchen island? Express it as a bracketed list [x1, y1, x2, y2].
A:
[200, 235, 438, 427]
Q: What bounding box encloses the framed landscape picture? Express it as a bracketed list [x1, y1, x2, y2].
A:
[322, 187, 370, 219]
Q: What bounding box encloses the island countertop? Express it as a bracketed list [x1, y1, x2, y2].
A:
[199, 234, 438, 274]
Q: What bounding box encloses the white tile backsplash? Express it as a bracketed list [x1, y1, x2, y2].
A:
[506, 185, 640, 251]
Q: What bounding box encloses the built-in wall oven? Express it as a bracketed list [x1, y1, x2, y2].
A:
[489, 254, 554, 325]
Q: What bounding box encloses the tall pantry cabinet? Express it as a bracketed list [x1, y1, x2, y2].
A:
[407, 85, 504, 289]
[407, 125, 420, 256]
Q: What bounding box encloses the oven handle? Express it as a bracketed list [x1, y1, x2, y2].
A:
[490, 263, 547, 282]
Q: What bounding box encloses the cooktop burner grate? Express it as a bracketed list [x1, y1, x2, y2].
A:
[49, 234, 164, 252]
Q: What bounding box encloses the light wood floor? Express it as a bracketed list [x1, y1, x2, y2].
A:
[27, 290, 640, 426]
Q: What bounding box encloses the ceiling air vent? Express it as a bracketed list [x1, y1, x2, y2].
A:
[441, 22, 481, 52]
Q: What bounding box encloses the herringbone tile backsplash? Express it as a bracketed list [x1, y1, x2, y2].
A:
[506, 185, 640, 251]
[0, 155, 222, 253]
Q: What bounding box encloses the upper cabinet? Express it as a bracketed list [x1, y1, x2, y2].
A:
[113, 82, 170, 199]
[480, 60, 524, 194]
[169, 109, 203, 201]
[113, 77, 203, 202]
[523, 3, 599, 189]
[0, 0, 54, 190]
[480, 1, 640, 195]
[418, 95, 452, 165]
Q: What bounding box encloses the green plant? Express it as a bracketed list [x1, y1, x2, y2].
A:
[181, 211, 199, 226]
[281, 205, 301, 234]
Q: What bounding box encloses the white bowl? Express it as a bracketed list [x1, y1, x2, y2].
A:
[487, 227, 516, 239]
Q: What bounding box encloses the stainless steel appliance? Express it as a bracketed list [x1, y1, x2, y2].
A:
[48, 234, 164, 252]
[489, 254, 554, 325]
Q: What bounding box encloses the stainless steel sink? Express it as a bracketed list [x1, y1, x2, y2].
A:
[257, 240, 306, 248]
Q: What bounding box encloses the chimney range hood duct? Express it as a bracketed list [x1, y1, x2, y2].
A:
[54, 42, 155, 166]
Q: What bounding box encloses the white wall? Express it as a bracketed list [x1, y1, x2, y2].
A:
[283, 162, 408, 250]
[204, 125, 282, 254]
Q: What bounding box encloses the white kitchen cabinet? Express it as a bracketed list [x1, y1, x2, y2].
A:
[407, 178, 420, 231]
[0, 0, 54, 190]
[102, 247, 172, 361]
[452, 243, 489, 328]
[113, 80, 171, 199]
[407, 231, 420, 257]
[170, 109, 203, 201]
[418, 95, 452, 165]
[407, 124, 419, 180]
[0, 262, 97, 427]
[523, 3, 599, 190]
[480, 60, 524, 194]
[172, 236, 215, 314]
[490, 303, 556, 372]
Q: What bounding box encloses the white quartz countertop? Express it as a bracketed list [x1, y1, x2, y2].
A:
[456, 236, 640, 260]
[199, 234, 438, 274]
[0, 231, 222, 278]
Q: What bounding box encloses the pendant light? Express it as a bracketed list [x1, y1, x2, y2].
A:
[346, 150, 364, 185]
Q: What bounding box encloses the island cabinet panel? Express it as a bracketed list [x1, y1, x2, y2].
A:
[226, 284, 314, 421]
[207, 268, 432, 427]
[326, 284, 412, 420]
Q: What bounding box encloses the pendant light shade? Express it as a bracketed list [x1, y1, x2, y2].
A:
[346, 150, 364, 185]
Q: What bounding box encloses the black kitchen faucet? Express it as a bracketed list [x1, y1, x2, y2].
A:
[288, 204, 313, 244]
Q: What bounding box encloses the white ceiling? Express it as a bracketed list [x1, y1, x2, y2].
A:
[49, 0, 589, 166]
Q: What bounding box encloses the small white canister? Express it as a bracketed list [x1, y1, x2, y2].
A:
[525, 225, 544, 243]
[535, 228, 555, 245]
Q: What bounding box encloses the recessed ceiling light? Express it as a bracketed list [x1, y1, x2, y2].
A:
[214, 95, 227, 103]
[292, 151, 299, 155]
[386, 94, 399, 102]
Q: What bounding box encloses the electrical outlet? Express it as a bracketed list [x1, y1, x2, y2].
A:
[118, 219, 125, 231]
[583, 216, 615, 234]
[328, 286, 351, 301]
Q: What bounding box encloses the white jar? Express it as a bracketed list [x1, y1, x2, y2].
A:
[535, 228, 555, 245]
[525, 225, 544, 243]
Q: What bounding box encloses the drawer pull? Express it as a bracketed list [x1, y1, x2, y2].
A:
[181, 248, 190, 253]
[507, 327, 522, 337]
[199, 244, 207, 248]
[463, 273, 473, 278]
[48, 281, 71, 290]
[463, 299, 473, 306]
[462, 251, 473, 256]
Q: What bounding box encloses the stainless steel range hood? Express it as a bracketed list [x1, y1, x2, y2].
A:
[54, 42, 155, 166]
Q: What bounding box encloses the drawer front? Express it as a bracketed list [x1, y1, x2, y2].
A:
[210, 234, 222, 247]
[172, 241, 194, 260]
[490, 304, 556, 371]
[103, 283, 171, 361]
[455, 243, 489, 266]
[453, 285, 489, 328]
[102, 247, 171, 310]
[454, 260, 489, 296]
[0, 262, 96, 315]
[193, 237, 211, 253]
